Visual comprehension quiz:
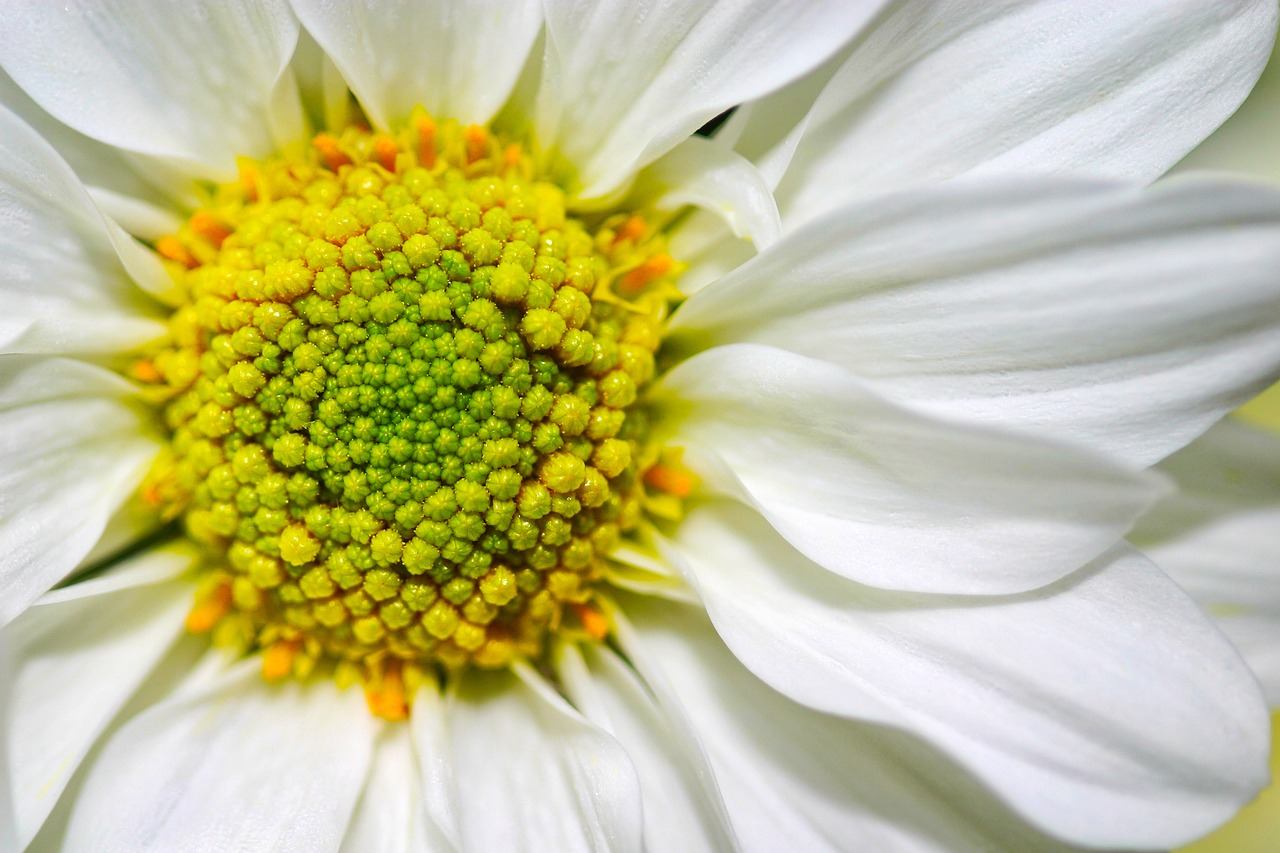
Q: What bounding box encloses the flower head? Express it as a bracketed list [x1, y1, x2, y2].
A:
[2, 2, 1280, 852]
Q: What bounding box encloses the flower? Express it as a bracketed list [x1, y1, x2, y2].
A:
[2, 2, 1280, 852]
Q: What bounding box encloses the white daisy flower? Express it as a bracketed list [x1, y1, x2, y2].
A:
[1, 3, 1279, 852]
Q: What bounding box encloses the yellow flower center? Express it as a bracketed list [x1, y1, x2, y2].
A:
[134, 115, 687, 718]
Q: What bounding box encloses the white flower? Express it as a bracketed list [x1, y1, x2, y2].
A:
[1, 3, 1279, 853]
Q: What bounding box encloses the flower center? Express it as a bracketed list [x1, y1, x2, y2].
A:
[134, 115, 684, 717]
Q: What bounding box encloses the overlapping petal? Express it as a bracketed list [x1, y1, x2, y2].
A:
[0, 357, 159, 629]
[1133, 419, 1280, 702]
[0, 0, 305, 183]
[1136, 420, 1280, 605]
[0, 68, 182, 234]
[723, 0, 1278, 231]
[61, 661, 376, 853]
[555, 642, 739, 853]
[635, 136, 781, 252]
[618, 595, 1094, 853]
[0, 106, 167, 352]
[664, 501, 1269, 849]
[669, 178, 1280, 467]
[0, 550, 192, 849]
[655, 344, 1165, 594]
[406, 687, 465, 852]
[529, 0, 885, 201]
[338, 726, 433, 853]
[291, 0, 542, 132]
[443, 667, 643, 852]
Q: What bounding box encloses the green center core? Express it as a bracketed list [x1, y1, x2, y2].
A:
[139, 119, 680, 708]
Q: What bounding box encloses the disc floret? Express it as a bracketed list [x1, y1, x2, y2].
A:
[137, 116, 682, 714]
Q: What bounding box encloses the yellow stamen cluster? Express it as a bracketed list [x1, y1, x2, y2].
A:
[137, 116, 682, 714]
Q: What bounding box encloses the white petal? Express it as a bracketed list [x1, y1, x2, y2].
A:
[77, 494, 166, 572]
[407, 685, 465, 852]
[0, 357, 159, 629]
[0, 0, 304, 182]
[0, 106, 169, 353]
[1173, 29, 1280, 181]
[292, 0, 542, 131]
[290, 25, 354, 134]
[1215, 615, 1280, 706]
[1135, 419, 1280, 609]
[657, 344, 1165, 594]
[86, 187, 185, 243]
[669, 178, 1280, 467]
[555, 642, 740, 853]
[0, 644, 19, 853]
[638, 135, 780, 250]
[37, 546, 191, 604]
[63, 664, 376, 853]
[1131, 419, 1280, 703]
[1, 549, 192, 848]
[733, 0, 1278, 231]
[531, 0, 884, 201]
[667, 501, 1269, 849]
[666, 207, 756, 296]
[339, 725, 432, 853]
[447, 666, 642, 852]
[0, 67, 177, 218]
[603, 542, 698, 604]
[619, 594, 1095, 853]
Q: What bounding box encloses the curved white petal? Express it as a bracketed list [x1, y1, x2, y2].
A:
[1, 549, 192, 849]
[292, 0, 542, 131]
[1135, 419, 1280, 609]
[666, 207, 756, 296]
[604, 542, 699, 604]
[555, 642, 740, 853]
[447, 666, 642, 852]
[0, 357, 159, 629]
[639, 135, 780, 250]
[619, 594, 1097, 853]
[407, 686, 465, 852]
[1132, 419, 1280, 703]
[0, 105, 168, 353]
[0, 68, 178, 219]
[531, 0, 884, 201]
[669, 178, 1280, 467]
[1174, 30, 1280, 181]
[665, 501, 1269, 850]
[657, 344, 1165, 594]
[727, 0, 1278, 231]
[637, 136, 779, 296]
[0, 0, 304, 182]
[1216, 615, 1280, 707]
[62, 664, 376, 853]
[290, 25, 354, 134]
[86, 187, 185, 243]
[339, 725, 432, 853]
